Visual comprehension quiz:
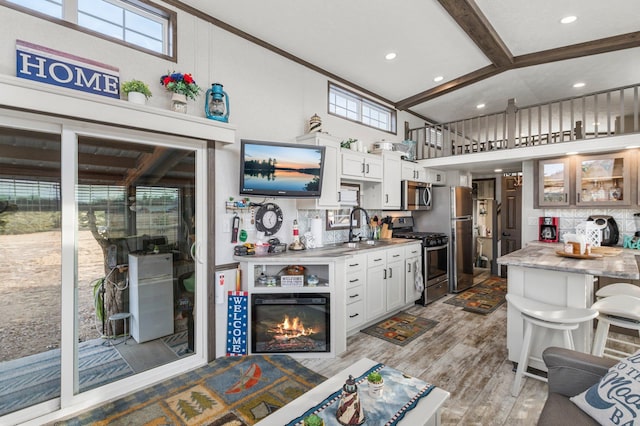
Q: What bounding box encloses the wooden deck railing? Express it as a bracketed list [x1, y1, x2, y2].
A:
[407, 84, 640, 160]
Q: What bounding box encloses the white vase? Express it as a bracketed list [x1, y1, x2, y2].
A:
[127, 92, 146, 105]
[368, 379, 384, 398]
[171, 93, 187, 114]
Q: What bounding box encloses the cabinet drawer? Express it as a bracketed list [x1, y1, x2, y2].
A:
[405, 244, 422, 258]
[346, 285, 363, 304]
[346, 300, 365, 330]
[367, 252, 386, 268]
[346, 273, 364, 289]
[386, 246, 404, 262]
[346, 254, 366, 274]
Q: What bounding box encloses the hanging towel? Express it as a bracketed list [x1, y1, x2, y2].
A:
[414, 260, 424, 292]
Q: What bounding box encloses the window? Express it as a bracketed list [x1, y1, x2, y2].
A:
[5, 0, 174, 58]
[328, 83, 397, 134]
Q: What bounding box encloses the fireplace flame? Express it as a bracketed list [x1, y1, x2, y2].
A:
[274, 315, 316, 339]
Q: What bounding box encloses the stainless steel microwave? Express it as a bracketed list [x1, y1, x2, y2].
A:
[402, 181, 432, 211]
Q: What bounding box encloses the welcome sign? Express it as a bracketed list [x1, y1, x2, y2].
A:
[226, 291, 248, 356]
[16, 40, 120, 98]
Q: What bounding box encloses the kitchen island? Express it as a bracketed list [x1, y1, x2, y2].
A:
[497, 243, 640, 371]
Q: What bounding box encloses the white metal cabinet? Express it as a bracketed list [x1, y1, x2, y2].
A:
[404, 243, 422, 304]
[128, 253, 174, 343]
[296, 133, 341, 209]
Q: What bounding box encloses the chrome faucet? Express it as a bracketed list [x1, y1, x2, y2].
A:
[348, 207, 370, 242]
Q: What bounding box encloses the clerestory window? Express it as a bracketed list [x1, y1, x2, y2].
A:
[4, 0, 175, 59]
[328, 82, 397, 134]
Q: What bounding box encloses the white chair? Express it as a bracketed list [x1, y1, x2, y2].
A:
[596, 283, 640, 299]
[591, 295, 640, 359]
[506, 293, 598, 397]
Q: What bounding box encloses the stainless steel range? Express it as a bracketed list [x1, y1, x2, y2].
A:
[391, 216, 449, 305]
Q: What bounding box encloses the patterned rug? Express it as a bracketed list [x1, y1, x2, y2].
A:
[162, 330, 190, 357]
[360, 311, 438, 346]
[54, 354, 326, 425]
[444, 276, 507, 314]
[0, 339, 133, 417]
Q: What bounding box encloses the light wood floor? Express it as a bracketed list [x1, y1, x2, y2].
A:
[299, 274, 548, 426]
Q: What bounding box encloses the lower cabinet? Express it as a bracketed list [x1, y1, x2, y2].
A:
[364, 246, 407, 322]
[404, 243, 422, 304]
[345, 254, 366, 332]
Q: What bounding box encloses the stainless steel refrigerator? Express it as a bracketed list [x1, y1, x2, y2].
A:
[427, 186, 474, 293]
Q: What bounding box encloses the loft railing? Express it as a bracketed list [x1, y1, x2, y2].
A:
[407, 84, 640, 160]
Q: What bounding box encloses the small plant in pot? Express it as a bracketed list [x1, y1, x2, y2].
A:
[121, 79, 152, 104]
[303, 413, 324, 426]
[367, 371, 384, 398]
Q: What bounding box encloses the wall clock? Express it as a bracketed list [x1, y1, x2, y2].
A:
[255, 202, 284, 236]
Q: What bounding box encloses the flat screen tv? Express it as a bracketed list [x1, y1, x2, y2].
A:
[239, 139, 326, 198]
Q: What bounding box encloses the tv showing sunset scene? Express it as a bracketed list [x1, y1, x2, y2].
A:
[239, 140, 326, 198]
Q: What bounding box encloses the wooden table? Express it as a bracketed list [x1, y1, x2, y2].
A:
[255, 358, 450, 426]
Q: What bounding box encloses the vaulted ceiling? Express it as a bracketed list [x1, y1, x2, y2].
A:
[175, 0, 640, 124]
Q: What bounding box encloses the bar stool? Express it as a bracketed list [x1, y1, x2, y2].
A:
[596, 283, 640, 299]
[506, 294, 598, 397]
[108, 312, 132, 345]
[591, 295, 640, 359]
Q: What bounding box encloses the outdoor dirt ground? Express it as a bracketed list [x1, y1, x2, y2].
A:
[0, 230, 104, 361]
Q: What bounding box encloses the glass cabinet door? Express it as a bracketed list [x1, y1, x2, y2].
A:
[538, 158, 570, 206]
[576, 152, 629, 206]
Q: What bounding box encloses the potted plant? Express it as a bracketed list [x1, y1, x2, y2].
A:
[341, 138, 358, 150]
[121, 79, 152, 105]
[160, 71, 201, 113]
[303, 413, 324, 426]
[367, 371, 384, 398]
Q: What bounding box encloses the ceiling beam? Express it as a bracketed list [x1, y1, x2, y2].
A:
[436, 0, 513, 68]
[396, 65, 501, 110]
[513, 31, 640, 68]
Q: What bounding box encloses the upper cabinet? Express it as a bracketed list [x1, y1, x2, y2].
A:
[425, 168, 447, 186]
[576, 152, 630, 206]
[536, 150, 634, 208]
[538, 158, 570, 207]
[341, 149, 383, 181]
[401, 161, 428, 182]
[296, 133, 341, 209]
[362, 151, 402, 210]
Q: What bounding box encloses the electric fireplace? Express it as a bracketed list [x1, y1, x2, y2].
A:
[251, 293, 330, 354]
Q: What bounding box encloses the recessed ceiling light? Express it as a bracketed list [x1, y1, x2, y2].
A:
[566, 151, 578, 155]
[573, 82, 586, 88]
[433, 75, 444, 82]
[494, 168, 502, 173]
[561, 16, 577, 24]
[626, 145, 639, 149]
[385, 52, 397, 60]
[476, 103, 486, 109]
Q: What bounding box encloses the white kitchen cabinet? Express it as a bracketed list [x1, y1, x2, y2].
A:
[404, 243, 422, 304]
[365, 252, 387, 321]
[296, 133, 341, 209]
[363, 151, 402, 209]
[345, 254, 366, 332]
[341, 149, 383, 181]
[385, 246, 405, 312]
[128, 253, 174, 343]
[401, 161, 428, 182]
[425, 168, 447, 186]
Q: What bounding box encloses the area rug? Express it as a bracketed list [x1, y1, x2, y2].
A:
[162, 330, 190, 357]
[55, 354, 326, 426]
[360, 311, 438, 346]
[0, 339, 133, 417]
[444, 276, 507, 314]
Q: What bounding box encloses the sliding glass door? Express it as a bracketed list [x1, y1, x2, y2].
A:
[0, 117, 207, 422]
[0, 128, 63, 416]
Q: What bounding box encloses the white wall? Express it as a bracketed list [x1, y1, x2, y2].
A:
[0, 4, 425, 265]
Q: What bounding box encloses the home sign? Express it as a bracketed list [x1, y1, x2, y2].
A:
[16, 40, 120, 99]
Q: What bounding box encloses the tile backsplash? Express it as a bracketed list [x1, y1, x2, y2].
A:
[543, 208, 640, 243]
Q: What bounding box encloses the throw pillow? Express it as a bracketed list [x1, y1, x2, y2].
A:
[571, 351, 640, 425]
